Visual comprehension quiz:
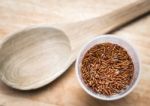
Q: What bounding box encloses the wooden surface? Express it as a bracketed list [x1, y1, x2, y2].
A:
[0, 0, 149, 106]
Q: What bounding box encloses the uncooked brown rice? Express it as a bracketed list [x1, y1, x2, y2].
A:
[81, 43, 134, 96]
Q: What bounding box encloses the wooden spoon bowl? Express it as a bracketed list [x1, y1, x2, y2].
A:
[0, 27, 72, 90]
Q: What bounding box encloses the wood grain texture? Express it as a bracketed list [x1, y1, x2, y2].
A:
[0, 0, 148, 90]
[0, 0, 149, 106]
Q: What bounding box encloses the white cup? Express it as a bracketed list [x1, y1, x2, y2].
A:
[75, 35, 141, 101]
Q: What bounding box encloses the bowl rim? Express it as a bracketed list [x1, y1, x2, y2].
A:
[75, 34, 141, 101]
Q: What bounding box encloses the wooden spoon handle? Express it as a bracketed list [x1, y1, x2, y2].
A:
[63, 0, 150, 37]
[60, 0, 150, 61]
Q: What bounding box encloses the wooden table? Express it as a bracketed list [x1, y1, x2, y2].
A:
[0, 0, 149, 106]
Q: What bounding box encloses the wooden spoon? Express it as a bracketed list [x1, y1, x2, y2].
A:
[0, 0, 149, 90]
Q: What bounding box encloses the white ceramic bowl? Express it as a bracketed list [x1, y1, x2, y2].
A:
[75, 35, 140, 101]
